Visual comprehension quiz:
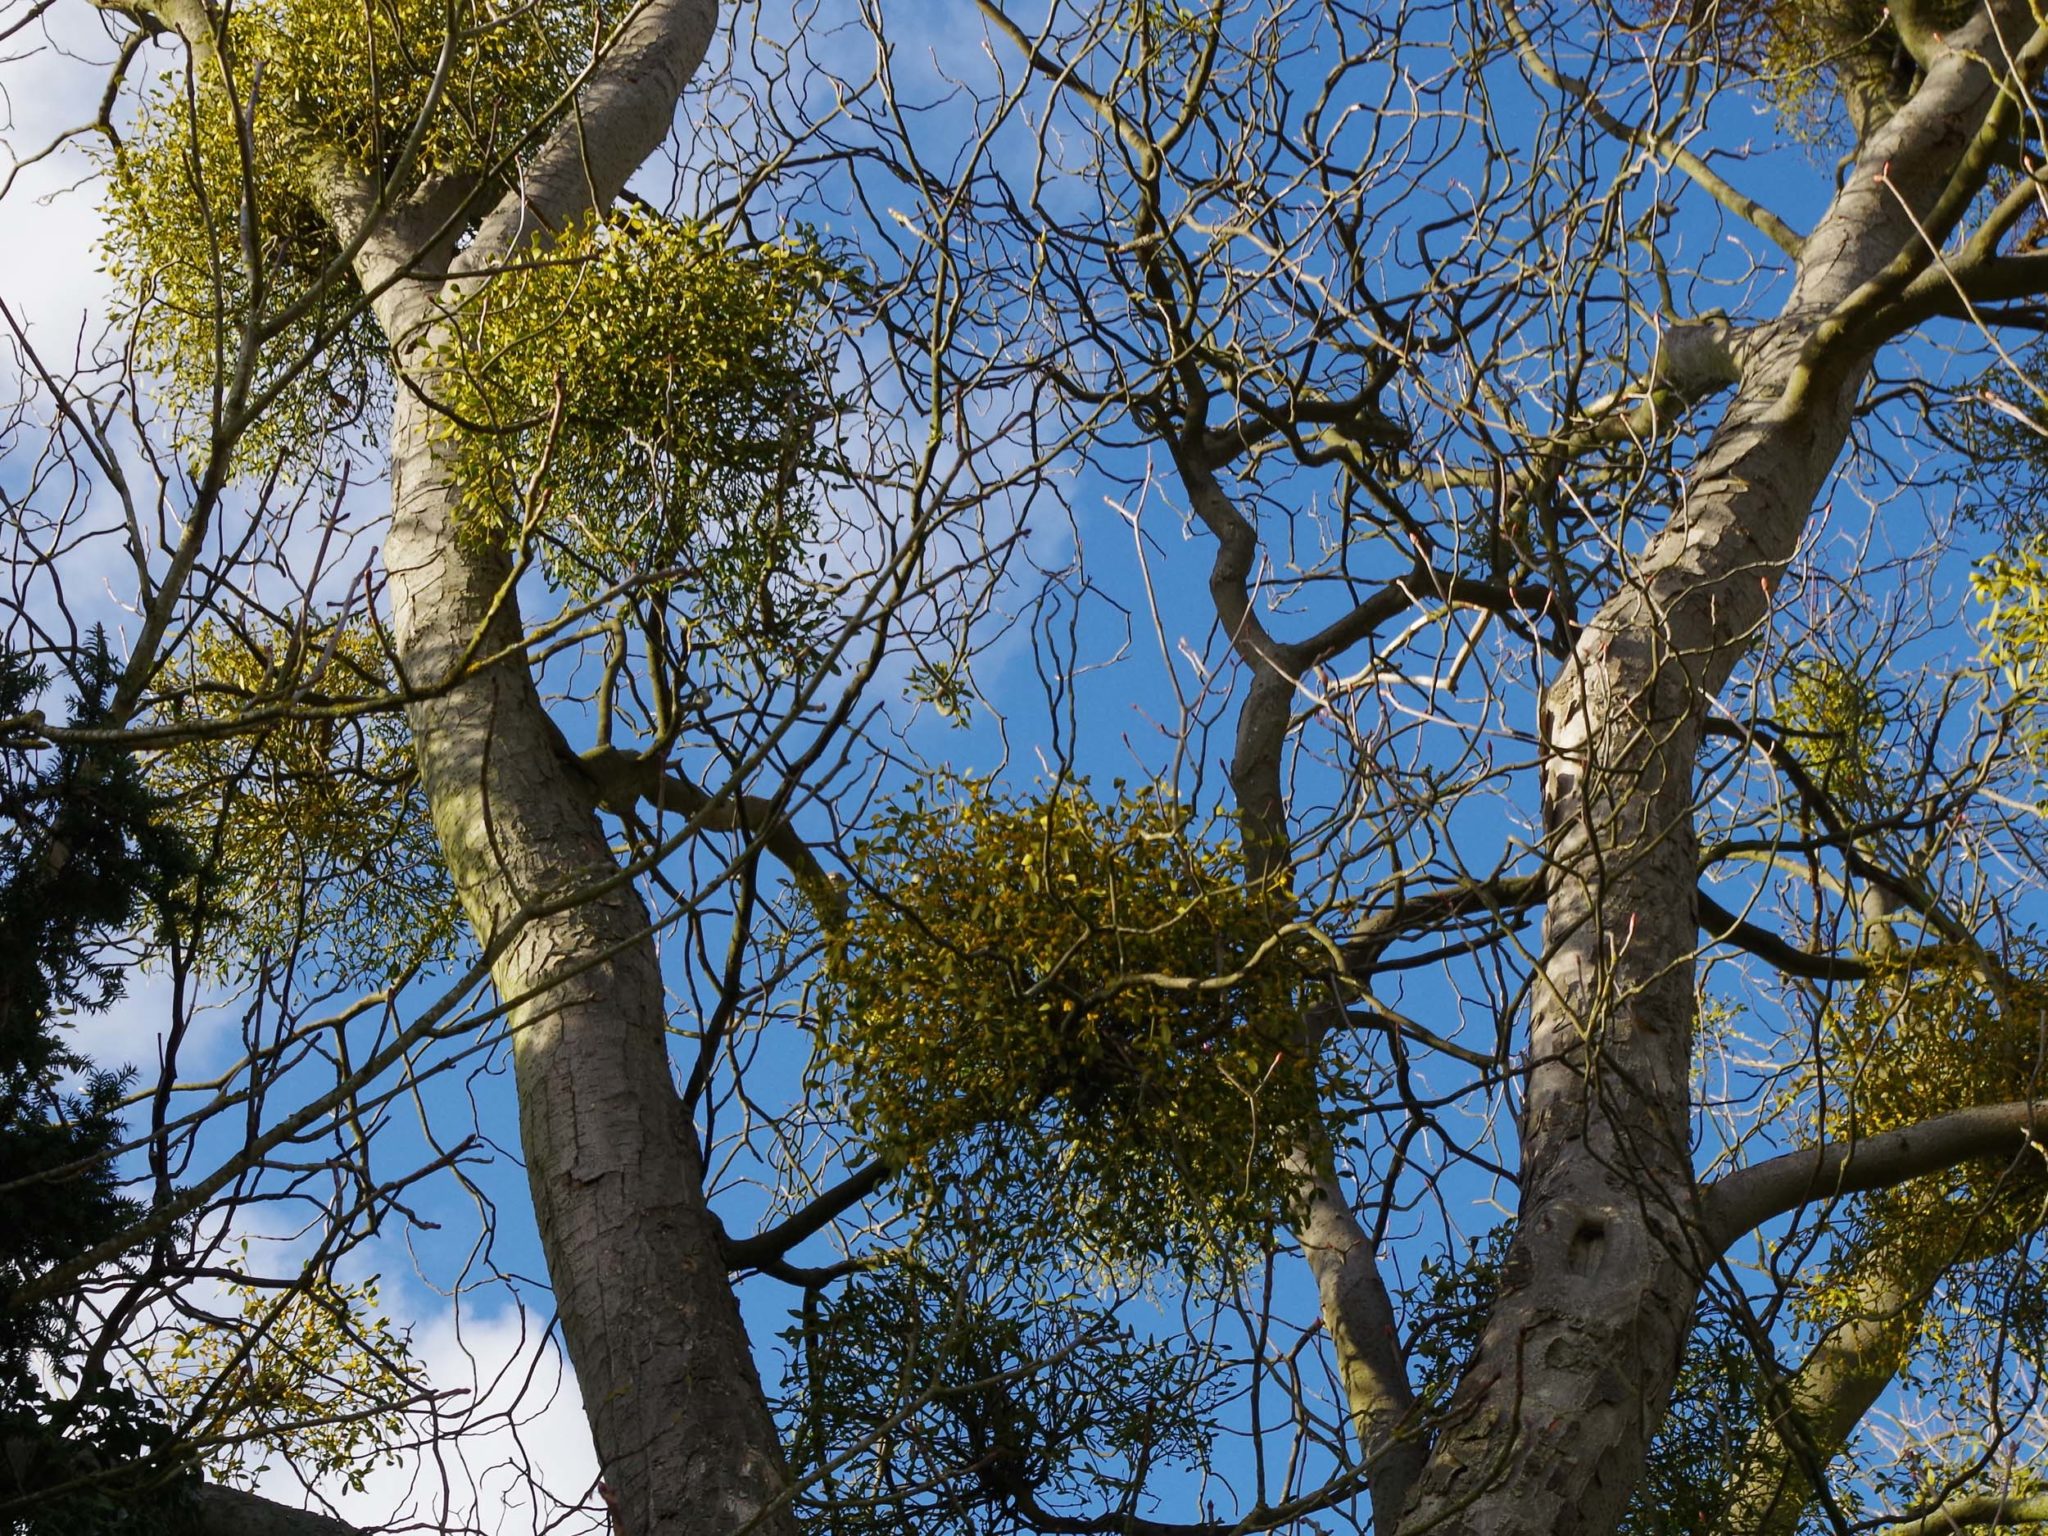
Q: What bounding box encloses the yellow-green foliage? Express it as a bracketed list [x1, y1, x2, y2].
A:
[103, 72, 384, 469]
[1825, 959, 2048, 1229]
[1974, 540, 2048, 720]
[102, 0, 842, 631]
[100, 0, 614, 469]
[211, 0, 602, 180]
[1779, 656, 1889, 810]
[1116, 0, 1224, 60]
[434, 208, 842, 624]
[1619, 0, 1959, 140]
[143, 1272, 417, 1493]
[1797, 959, 2048, 1368]
[1736, 0, 1881, 132]
[821, 776, 1321, 1276]
[154, 620, 458, 984]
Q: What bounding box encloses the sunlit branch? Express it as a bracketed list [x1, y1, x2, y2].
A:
[1701, 1100, 2048, 1252]
[722, 1159, 891, 1270]
[1877, 1490, 2048, 1535]
[1497, 0, 1805, 259]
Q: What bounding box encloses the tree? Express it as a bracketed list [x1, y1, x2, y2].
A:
[0, 636, 197, 1531]
[8, 0, 2048, 1534]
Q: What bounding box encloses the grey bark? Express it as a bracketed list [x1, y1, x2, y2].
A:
[383, 386, 795, 1536]
[347, 2, 798, 1532]
[1391, 14, 2039, 1535]
[190, 1484, 366, 1536]
[1702, 1099, 2048, 1253]
[1287, 1137, 1425, 1534]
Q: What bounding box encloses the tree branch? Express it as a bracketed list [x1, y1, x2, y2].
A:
[454, 0, 719, 279]
[722, 1159, 890, 1270]
[1285, 1138, 1426, 1535]
[1498, 0, 1804, 258]
[1878, 1491, 2048, 1536]
[1701, 1101, 2048, 1252]
[1711, 1266, 1927, 1536]
[574, 741, 848, 929]
[1282, 566, 1426, 672]
[1695, 889, 1874, 982]
[191, 1484, 365, 1536]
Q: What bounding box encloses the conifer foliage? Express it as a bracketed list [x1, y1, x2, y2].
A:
[0, 640, 193, 1532]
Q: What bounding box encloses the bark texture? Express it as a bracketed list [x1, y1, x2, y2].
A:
[358, 2, 799, 1532]
[1288, 1138, 1424, 1534]
[190, 1484, 366, 1536]
[1392, 14, 2033, 1534]
[383, 388, 794, 1536]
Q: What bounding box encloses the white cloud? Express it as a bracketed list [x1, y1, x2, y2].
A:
[0, 15, 127, 353]
[90, 1200, 598, 1536]
[252, 1279, 602, 1536]
[74, 966, 181, 1078]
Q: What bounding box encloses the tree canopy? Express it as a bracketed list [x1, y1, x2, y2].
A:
[5, 1, 2048, 1534]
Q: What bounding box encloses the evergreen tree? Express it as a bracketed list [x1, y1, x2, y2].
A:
[0, 636, 195, 1531]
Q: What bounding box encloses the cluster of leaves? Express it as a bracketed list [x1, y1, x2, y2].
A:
[1943, 330, 2048, 544]
[1627, 1311, 1770, 1536]
[214, 0, 607, 180]
[1746, 956, 2048, 1507]
[1973, 538, 2048, 732]
[1113, 1, 1226, 73]
[820, 776, 1321, 1276]
[100, 0, 618, 472]
[1775, 657, 2048, 1300]
[152, 620, 458, 986]
[1778, 657, 1893, 814]
[1623, 0, 1948, 140]
[1760, 1235, 2048, 1535]
[0, 639, 199, 1530]
[780, 1253, 1214, 1536]
[1863, 1307, 2048, 1536]
[1956, 379, 2048, 768]
[434, 208, 844, 644]
[103, 67, 384, 472]
[1820, 957, 2048, 1241]
[140, 1271, 418, 1493]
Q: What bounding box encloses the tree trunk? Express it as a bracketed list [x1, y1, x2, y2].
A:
[382, 385, 797, 1536]
[1392, 14, 2029, 1533]
[1288, 1136, 1425, 1533]
[343, 2, 801, 1530]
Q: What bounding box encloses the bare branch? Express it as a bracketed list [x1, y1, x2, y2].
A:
[190, 1485, 366, 1536]
[1702, 1102, 2048, 1253]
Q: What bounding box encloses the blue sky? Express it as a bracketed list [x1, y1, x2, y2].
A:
[4, 0, 2045, 1529]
